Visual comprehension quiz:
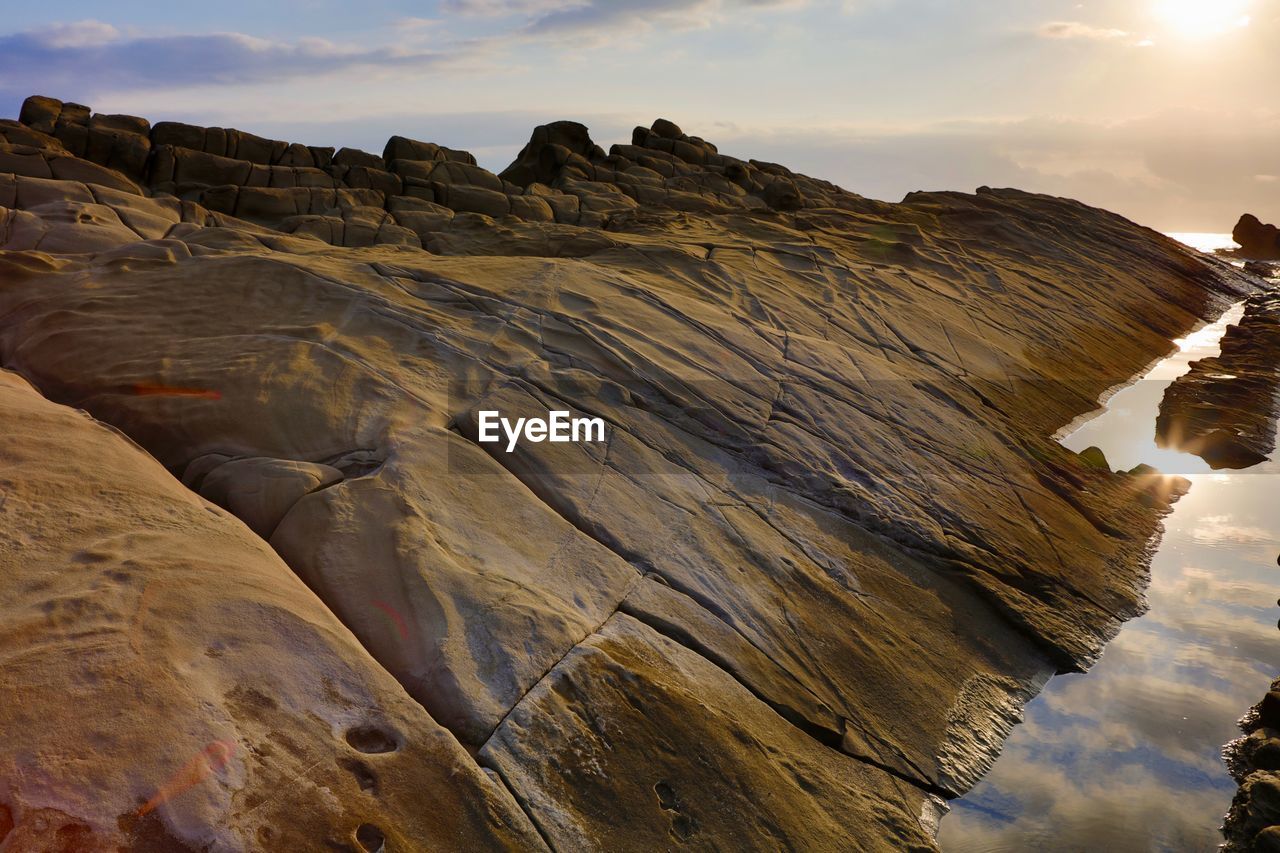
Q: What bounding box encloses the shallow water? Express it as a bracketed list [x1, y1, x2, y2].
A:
[938, 235, 1280, 852]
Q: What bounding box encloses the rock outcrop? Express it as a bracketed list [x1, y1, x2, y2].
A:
[0, 94, 1260, 849]
[1234, 214, 1280, 260]
[1224, 676, 1280, 851]
[1157, 289, 1280, 469]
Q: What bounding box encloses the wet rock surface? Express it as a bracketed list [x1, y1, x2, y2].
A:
[1225, 677, 1280, 851]
[1157, 289, 1280, 469]
[0, 94, 1260, 849]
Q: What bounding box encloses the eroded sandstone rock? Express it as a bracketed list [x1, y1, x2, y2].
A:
[0, 370, 543, 851]
[0, 95, 1263, 850]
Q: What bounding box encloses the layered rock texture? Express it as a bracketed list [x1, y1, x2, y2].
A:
[1158, 289, 1280, 469]
[0, 96, 1259, 850]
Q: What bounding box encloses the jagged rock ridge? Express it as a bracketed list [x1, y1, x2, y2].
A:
[13, 97, 847, 250]
[0, 95, 1260, 850]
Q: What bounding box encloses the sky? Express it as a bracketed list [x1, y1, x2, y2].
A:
[1, 0, 1277, 231]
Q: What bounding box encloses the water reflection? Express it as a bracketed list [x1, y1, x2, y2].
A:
[1057, 303, 1244, 477]
[939, 236, 1280, 851]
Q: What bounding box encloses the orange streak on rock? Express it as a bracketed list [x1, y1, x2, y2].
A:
[137, 740, 236, 817]
[130, 383, 222, 400]
[372, 600, 411, 643]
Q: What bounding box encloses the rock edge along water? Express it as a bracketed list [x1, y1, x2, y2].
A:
[1224, 675, 1280, 851]
[1158, 286, 1280, 469]
[0, 96, 1261, 850]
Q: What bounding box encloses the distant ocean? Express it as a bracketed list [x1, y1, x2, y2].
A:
[1167, 232, 1236, 253]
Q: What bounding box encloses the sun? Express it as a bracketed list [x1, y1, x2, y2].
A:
[1153, 0, 1252, 39]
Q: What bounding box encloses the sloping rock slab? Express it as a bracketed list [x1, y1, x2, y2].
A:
[0, 370, 543, 851]
[479, 613, 937, 851]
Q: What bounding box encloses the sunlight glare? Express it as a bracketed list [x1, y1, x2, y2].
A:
[1153, 0, 1252, 39]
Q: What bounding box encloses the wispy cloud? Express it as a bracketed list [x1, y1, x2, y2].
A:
[522, 0, 808, 38]
[33, 20, 122, 49]
[0, 20, 454, 99]
[0, 1, 813, 103]
[442, 0, 590, 16]
[1191, 514, 1275, 545]
[1037, 21, 1130, 41]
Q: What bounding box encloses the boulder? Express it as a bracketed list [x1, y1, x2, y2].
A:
[18, 95, 63, 134]
[234, 187, 309, 222]
[501, 121, 601, 187]
[383, 135, 476, 166]
[438, 183, 510, 218]
[84, 127, 151, 179]
[1078, 446, 1110, 470]
[392, 159, 503, 192]
[333, 146, 384, 169]
[651, 118, 684, 139]
[507, 194, 555, 222]
[339, 165, 402, 196]
[152, 121, 290, 166]
[0, 119, 64, 152]
[762, 177, 803, 211]
[90, 113, 150, 136]
[392, 203, 455, 237]
[1233, 214, 1280, 260]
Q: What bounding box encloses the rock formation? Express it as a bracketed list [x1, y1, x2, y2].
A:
[1157, 289, 1280, 469]
[0, 95, 1260, 850]
[1244, 261, 1279, 279]
[1233, 214, 1280, 260]
[1224, 676, 1280, 851]
[0, 370, 543, 852]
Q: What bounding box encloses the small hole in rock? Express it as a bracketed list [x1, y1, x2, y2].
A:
[355, 823, 385, 851]
[654, 781, 678, 811]
[345, 725, 398, 754]
[672, 814, 695, 841]
[340, 757, 379, 794]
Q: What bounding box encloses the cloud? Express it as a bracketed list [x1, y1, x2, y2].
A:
[0, 1, 808, 105]
[394, 17, 443, 31]
[35, 20, 121, 49]
[1190, 514, 1275, 545]
[522, 0, 807, 38]
[0, 20, 454, 100]
[1037, 21, 1130, 41]
[442, 0, 590, 16]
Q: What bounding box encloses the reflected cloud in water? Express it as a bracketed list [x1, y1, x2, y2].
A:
[941, 465, 1279, 851]
[940, 265, 1280, 851]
